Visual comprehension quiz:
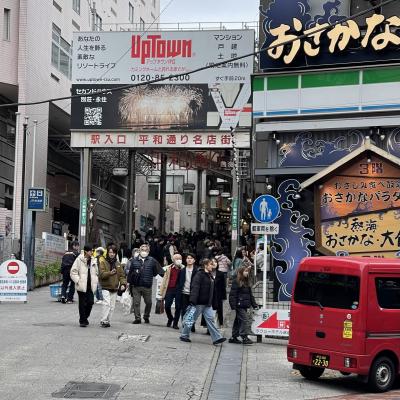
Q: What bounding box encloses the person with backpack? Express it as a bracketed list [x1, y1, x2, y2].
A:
[229, 266, 259, 345]
[60, 241, 80, 304]
[127, 244, 164, 324]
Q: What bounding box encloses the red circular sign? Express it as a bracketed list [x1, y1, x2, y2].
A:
[7, 261, 19, 275]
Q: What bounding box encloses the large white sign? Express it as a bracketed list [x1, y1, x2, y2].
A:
[72, 30, 254, 85]
[42, 232, 67, 256]
[0, 259, 28, 302]
[71, 130, 250, 149]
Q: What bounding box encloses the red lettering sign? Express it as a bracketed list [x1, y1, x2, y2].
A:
[131, 35, 192, 64]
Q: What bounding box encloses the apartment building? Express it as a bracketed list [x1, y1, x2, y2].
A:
[0, 0, 160, 245]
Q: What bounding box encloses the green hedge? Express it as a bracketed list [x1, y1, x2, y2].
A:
[34, 262, 61, 279]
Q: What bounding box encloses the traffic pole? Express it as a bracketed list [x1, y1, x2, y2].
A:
[263, 233, 268, 309]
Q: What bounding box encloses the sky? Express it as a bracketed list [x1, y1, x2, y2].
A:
[159, 0, 260, 26]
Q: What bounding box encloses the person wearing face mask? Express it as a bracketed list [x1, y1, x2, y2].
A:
[70, 244, 98, 327]
[127, 244, 164, 324]
[160, 253, 183, 329]
[228, 266, 258, 345]
[98, 244, 127, 328]
[177, 253, 198, 332]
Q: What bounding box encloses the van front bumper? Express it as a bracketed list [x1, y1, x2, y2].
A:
[287, 345, 370, 375]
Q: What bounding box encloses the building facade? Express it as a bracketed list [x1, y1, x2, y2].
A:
[253, 0, 400, 300]
[0, 0, 160, 249]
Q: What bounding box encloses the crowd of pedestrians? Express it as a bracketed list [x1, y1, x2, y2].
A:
[60, 230, 260, 345]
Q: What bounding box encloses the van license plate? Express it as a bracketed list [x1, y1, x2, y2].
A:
[311, 354, 330, 368]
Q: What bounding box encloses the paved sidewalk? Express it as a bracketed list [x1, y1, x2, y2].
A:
[0, 285, 219, 400]
[242, 337, 400, 400]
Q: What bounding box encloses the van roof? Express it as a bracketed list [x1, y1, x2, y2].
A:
[300, 256, 400, 270]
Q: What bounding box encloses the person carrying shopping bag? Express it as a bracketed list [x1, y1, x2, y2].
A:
[98, 244, 127, 328]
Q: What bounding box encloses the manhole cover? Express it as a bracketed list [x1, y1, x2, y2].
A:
[117, 333, 150, 342]
[33, 323, 65, 327]
[52, 382, 120, 399]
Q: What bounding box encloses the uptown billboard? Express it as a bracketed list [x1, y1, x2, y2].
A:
[71, 30, 254, 132]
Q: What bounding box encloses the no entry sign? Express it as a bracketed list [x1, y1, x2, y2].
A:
[7, 261, 20, 275]
[0, 259, 28, 302]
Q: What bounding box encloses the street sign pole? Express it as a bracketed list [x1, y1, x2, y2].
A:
[263, 234, 268, 309]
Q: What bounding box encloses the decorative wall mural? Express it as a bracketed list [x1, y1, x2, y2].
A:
[386, 128, 400, 157]
[279, 131, 364, 167]
[272, 179, 315, 301]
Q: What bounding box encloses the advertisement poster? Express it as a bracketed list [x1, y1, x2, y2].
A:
[71, 30, 254, 131]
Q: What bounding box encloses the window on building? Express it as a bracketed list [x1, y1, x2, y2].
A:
[129, 2, 134, 23]
[140, 17, 145, 30]
[3, 8, 10, 41]
[95, 14, 102, 31]
[53, 0, 62, 12]
[51, 24, 72, 78]
[184, 192, 193, 206]
[148, 184, 159, 200]
[166, 175, 184, 193]
[72, 0, 80, 15]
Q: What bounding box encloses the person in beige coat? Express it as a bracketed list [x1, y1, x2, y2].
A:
[160, 253, 183, 329]
[70, 244, 98, 327]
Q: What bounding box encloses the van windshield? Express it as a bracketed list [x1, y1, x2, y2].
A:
[294, 272, 360, 310]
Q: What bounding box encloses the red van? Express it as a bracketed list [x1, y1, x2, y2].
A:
[287, 256, 400, 392]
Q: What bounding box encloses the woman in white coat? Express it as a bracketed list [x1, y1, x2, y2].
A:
[70, 244, 98, 327]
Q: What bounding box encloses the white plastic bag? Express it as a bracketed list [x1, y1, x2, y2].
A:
[121, 290, 132, 315]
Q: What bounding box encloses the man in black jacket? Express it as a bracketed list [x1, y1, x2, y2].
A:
[60, 241, 80, 304]
[180, 258, 226, 345]
[127, 244, 164, 324]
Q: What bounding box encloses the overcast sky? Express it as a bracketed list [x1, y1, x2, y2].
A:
[159, 0, 260, 25]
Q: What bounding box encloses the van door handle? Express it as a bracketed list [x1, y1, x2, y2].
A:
[316, 331, 326, 339]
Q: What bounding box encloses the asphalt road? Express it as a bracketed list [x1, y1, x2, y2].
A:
[1, 286, 400, 399]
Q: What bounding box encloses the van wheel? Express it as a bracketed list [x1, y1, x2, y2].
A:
[299, 366, 324, 380]
[368, 356, 395, 392]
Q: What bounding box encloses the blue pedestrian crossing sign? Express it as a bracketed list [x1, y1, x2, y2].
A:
[252, 195, 280, 223]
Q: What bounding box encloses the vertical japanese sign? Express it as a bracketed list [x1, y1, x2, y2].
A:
[316, 154, 400, 257]
[231, 198, 238, 241]
[80, 197, 87, 226]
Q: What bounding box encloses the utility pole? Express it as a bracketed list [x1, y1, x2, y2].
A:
[24, 119, 37, 290]
[126, 150, 136, 247]
[159, 154, 167, 234]
[91, 2, 96, 31]
[11, 112, 20, 254]
[18, 116, 29, 260]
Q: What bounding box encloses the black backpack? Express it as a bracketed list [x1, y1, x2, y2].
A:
[128, 263, 142, 286]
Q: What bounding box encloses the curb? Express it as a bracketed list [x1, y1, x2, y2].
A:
[239, 346, 248, 400]
[200, 342, 222, 400]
